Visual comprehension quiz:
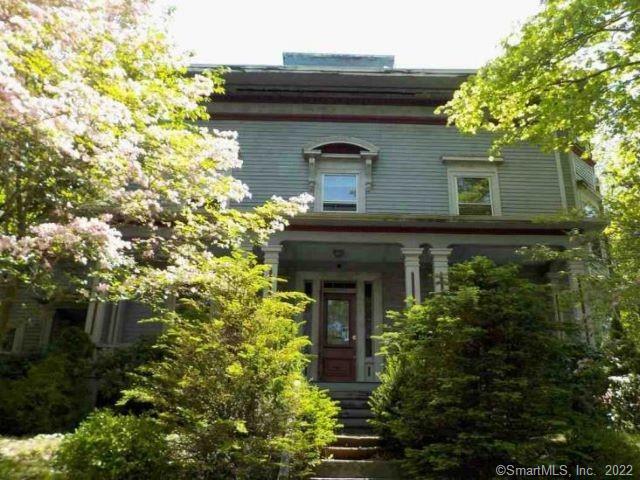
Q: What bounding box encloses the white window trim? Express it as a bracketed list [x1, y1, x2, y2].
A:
[315, 159, 366, 213]
[447, 165, 502, 216]
[442, 156, 503, 164]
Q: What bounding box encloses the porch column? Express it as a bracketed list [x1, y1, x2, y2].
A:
[85, 300, 109, 344]
[430, 247, 453, 292]
[107, 302, 125, 345]
[567, 260, 592, 345]
[401, 247, 423, 303]
[547, 272, 564, 325]
[262, 245, 283, 293]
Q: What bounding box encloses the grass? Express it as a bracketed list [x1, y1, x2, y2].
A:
[0, 434, 63, 479]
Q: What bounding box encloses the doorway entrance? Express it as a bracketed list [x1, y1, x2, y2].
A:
[294, 271, 383, 383]
[320, 287, 357, 382]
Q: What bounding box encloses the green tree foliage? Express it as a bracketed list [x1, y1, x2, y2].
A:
[370, 258, 609, 479]
[55, 410, 174, 480]
[439, 0, 639, 155]
[0, 327, 94, 435]
[438, 0, 640, 348]
[120, 253, 339, 479]
[93, 336, 160, 411]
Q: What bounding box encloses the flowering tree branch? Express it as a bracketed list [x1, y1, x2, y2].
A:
[0, 0, 311, 342]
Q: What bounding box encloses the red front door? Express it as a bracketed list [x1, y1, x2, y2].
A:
[320, 292, 356, 382]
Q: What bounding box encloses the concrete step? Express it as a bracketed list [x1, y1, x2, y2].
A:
[334, 435, 380, 448]
[325, 446, 380, 460]
[313, 459, 400, 478]
[341, 426, 376, 435]
[337, 399, 371, 409]
[329, 391, 372, 400]
[339, 408, 374, 419]
[341, 417, 372, 428]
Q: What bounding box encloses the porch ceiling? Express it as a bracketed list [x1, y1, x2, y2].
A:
[280, 241, 404, 263]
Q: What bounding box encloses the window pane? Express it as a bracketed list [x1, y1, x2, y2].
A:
[326, 299, 350, 346]
[583, 204, 598, 217]
[322, 202, 357, 212]
[51, 307, 89, 343]
[364, 282, 373, 358]
[324, 175, 357, 202]
[457, 177, 491, 204]
[1, 328, 15, 351]
[459, 203, 493, 215]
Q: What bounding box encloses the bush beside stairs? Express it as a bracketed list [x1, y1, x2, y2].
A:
[311, 389, 400, 480]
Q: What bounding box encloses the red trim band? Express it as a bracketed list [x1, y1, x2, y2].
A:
[217, 94, 447, 107]
[287, 224, 570, 236]
[212, 112, 448, 125]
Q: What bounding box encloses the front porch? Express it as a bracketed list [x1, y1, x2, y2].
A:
[260, 224, 577, 387]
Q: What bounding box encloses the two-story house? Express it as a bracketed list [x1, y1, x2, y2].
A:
[4, 54, 601, 392]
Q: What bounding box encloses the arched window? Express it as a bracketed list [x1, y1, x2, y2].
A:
[302, 137, 379, 213]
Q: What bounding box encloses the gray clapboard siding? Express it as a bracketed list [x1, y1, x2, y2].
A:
[118, 301, 162, 344]
[383, 264, 406, 320]
[9, 292, 44, 352]
[209, 120, 564, 216]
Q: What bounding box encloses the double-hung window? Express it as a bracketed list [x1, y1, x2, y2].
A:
[0, 327, 16, 352]
[322, 173, 358, 212]
[455, 176, 493, 215]
[444, 159, 502, 216]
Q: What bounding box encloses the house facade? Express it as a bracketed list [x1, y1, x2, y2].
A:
[4, 53, 601, 387]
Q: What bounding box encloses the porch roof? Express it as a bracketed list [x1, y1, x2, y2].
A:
[286, 212, 604, 236]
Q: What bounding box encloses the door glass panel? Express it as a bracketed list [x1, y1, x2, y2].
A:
[326, 299, 350, 346]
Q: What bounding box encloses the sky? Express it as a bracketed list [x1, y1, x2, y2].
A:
[156, 0, 543, 69]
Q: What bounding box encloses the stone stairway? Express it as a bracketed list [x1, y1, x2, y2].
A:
[311, 389, 400, 480]
[332, 389, 375, 435]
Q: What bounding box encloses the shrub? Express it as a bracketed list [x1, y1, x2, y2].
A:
[283, 381, 340, 476]
[0, 327, 94, 435]
[55, 410, 173, 480]
[0, 434, 63, 479]
[0, 454, 59, 480]
[122, 253, 339, 479]
[604, 374, 640, 432]
[0, 352, 42, 380]
[370, 257, 583, 478]
[94, 336, 160, 410]
[565, 425, 640, 476]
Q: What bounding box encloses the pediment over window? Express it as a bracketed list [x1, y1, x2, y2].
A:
[302, 137, 379, 192]
[303, 136, 380, 156]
